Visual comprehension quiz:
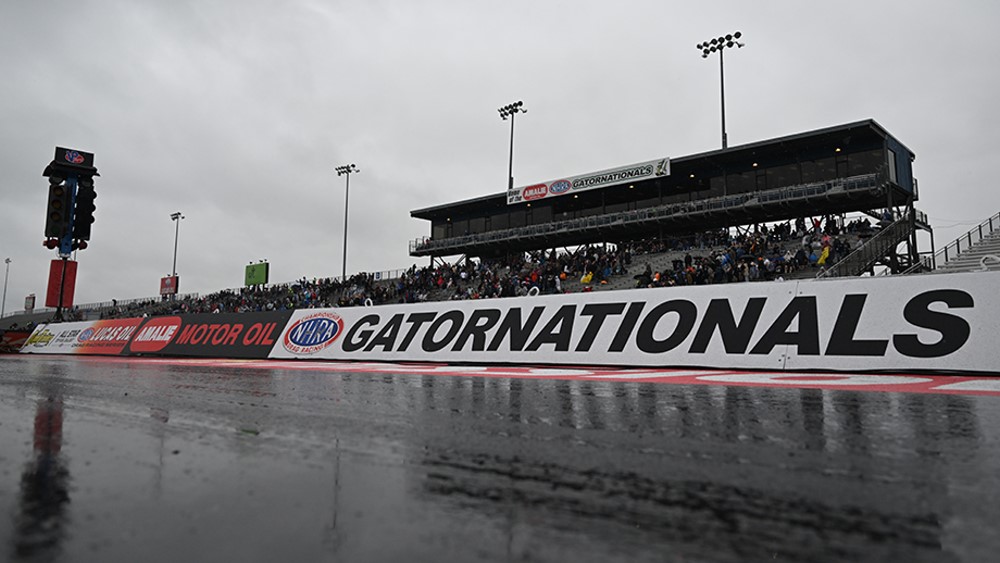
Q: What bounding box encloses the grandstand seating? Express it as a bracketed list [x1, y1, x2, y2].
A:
[935, 230, 1000, 273]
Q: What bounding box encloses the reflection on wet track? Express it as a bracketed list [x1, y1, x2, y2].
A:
[1, 355, 999, 562]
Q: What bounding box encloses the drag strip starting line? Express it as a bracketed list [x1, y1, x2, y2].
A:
[47, 356, 1000, 397]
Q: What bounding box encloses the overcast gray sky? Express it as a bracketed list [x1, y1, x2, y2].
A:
[2, 0, 999, 311]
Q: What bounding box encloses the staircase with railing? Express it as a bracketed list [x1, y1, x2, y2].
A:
[816, 212, 922, 278]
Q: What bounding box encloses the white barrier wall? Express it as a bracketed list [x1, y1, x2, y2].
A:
[269, 271, 1000, 373]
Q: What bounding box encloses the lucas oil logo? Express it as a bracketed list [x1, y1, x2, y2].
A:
[283, 312, 345, 354]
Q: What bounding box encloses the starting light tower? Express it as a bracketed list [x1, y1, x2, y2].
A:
[41, 147, 99, 319]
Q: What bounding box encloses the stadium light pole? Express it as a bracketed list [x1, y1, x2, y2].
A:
[1, 258, 10, 318]
[170, 212, 184, 277]
[498, 101, 527, 191]
[697, 31, 744, 149]
[335, 163, 360, 282]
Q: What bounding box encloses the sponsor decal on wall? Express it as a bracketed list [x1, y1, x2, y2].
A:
[21, 319, 144, 355]
[21, 312, 293, 359]
[282, 311, 344, 354]
[506, 157, 670, 205]
[23, 327, 57, 349]
[128, 311, 292, 358]
[2, 330, 34, 350]
[270, 272, 1000, 373]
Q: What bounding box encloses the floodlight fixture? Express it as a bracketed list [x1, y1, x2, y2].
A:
[498, 100, 527, 191]
[335, 162, 361, 281]
[696, 30, 745, 149]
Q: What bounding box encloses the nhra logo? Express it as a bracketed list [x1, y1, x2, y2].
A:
[77, 328, 95, 342]
[521, 184, 548, 201]
[64, 150, 85, 164]
[283, 312, 345, 354]
[549, 179, 571, 194]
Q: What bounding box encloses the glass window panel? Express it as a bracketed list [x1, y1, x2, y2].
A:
[709, 175, 726, 197]
[848, 149, 883, 176]
[637, 197, 661, 209]
[491, 212, 508, 230]
[510, 209, 526, 228]
[765, 164, 800, 189]
[469, 217, 485, 234]
[726, 172, 755, 194]
[530, 205, 553, 224]
[801, 157, 836, 184]
[605, 201, 627, 214]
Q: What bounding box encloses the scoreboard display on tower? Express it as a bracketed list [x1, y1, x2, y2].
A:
[245, 262, 269, 287]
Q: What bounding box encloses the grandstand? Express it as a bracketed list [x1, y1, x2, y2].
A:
[409, 119, 929, 278]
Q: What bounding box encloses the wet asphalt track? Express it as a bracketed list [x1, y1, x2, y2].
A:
[2, 355, 1000, 563]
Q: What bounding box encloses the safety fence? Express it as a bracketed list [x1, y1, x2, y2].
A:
[1, 293, 200, 320]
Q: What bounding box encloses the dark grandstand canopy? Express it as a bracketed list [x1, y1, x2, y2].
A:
[410, 119, 918, 258]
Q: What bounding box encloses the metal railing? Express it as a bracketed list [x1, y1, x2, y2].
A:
[411, 173, 883, 254]
[271, 268, 412, 288]
[933, 211, 1000, 269]
[1, 292, 201, 319]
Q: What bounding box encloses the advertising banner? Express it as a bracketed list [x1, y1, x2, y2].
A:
[506, 157, 670, 205]
[269, 271, 1000, 373]
[160, 276, 179, 296]
[126, 311, 292, 358]
[1, 330, 31, 351]
[21, 318, 143, 355]
[45, 259, 78, 308]
[245, 263, 269, 287]
[17, 271, 1000, 374]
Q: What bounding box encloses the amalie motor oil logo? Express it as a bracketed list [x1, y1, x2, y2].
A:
[129, 317, 182, 353]
[521, 184, 548, 201]
[283, 312, 345, 354]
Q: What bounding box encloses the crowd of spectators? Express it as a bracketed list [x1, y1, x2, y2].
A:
[95, 213, 888, 320]
[632, 215, 865, 288]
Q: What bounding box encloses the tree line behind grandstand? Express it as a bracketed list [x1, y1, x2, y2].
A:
[92, 213, 885, 321]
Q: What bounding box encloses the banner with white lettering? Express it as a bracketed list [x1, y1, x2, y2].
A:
[21, 312, 292, 358]
[126, 311, 292, 358]
[269, 272, 1000, 373]
[506, 157, 670, 205]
